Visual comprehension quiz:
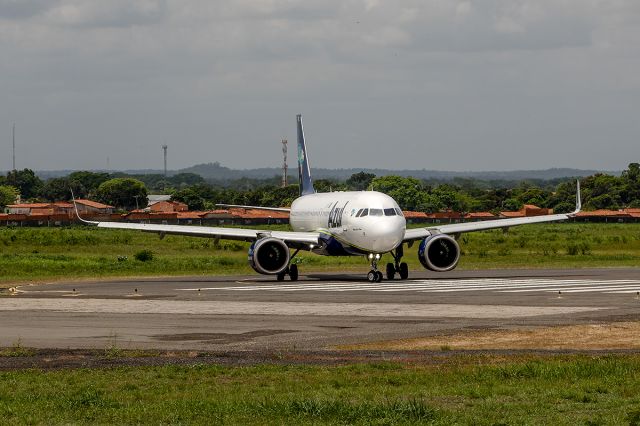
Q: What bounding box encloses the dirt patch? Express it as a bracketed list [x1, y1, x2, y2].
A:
[340, 321, 640, 351]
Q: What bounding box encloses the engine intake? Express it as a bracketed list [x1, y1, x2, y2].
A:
[248, 237, 290, 275]
[418, 234, 460, 272]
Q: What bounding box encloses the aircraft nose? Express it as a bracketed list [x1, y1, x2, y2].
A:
[368, 217, 405, 252]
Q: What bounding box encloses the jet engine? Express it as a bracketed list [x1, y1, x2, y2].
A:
[418, 234, 460, 272]
[248, 237, 290, 275]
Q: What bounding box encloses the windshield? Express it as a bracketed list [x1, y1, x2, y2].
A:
[369, 209, 383, 216]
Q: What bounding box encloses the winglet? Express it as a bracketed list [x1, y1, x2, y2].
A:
[71, 189, 98, 225]
[570, 180, 582, 216]
[296, 114, 315, 196]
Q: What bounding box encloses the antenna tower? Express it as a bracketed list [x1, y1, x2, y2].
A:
[281, 139, 288, 187]
[162, 145, 168, 177]
[12, 123, 15, 171]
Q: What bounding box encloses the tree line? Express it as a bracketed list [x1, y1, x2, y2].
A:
[1, 163, 640, 214]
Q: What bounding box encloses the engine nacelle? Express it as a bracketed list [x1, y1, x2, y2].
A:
[418, 234, 460, 272]
[248, 237, 290, 275]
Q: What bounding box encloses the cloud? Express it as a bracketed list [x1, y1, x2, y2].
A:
[0, 0, 55, 19]
[42, 0, 167, 28]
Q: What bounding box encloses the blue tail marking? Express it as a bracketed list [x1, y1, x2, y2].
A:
[296, 114, 315, 196]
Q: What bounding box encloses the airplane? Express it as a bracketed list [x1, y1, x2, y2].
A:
[74, 114, 582, 283]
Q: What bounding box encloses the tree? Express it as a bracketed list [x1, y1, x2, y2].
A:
[346, 172, 375, 191]
[5, 169, 43, 200]
[371, 176, 424, 210]
[40, 177, 85, 202]
[0, 185, 18, 208]
[96, 178, 148, 211]
[68, 171, 111, 197]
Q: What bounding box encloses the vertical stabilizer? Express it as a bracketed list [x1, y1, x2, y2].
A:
[296, 114, 315, 195]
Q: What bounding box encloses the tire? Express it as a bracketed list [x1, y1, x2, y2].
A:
[367, 271, 377, 283]
[276, 271, 286, 281]
[399, 262, 409, 280]
[376, 271, 383, 282]
[289, 264, 299, 281]
[386, 263, 395, 280]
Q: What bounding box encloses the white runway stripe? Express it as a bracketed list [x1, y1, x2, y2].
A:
[177, 278, 640, 294]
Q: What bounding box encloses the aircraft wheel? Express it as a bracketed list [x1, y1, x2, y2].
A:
[276, 271, 286, 281]
[367, 271, 377, 283]
[386, 263, 395, 280]
[376, 271, 383, 282]
[289, 264, 299, 281]
[399, 262, 409, 280]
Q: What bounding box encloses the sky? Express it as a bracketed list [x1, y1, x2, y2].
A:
[1, 0, 639, 172]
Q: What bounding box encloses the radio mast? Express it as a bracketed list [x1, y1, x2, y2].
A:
[12, 123, 15, 170]
[281, 139, 288, 187]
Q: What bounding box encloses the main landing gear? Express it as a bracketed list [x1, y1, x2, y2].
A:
[277, 249, 300, 282]
[385, 245, 409, 281]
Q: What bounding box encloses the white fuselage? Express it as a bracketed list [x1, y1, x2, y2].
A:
[289, 191, 406, 254]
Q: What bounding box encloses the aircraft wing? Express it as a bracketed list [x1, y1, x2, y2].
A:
[403, 212, 574, 242]
[81, 220, 319, 249]
[404, 180, 581, 243]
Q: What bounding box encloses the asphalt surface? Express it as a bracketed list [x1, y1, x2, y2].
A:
[1, 268, 639, 351]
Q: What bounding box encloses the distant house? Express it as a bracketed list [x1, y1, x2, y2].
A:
[7, 203, 54, 215]
[74, 199, 114, 214]
[149, 200, 188, 213]
[7, 202, 74, 216]
[464, 212, 496, 221]
[500, 204, 552, 218]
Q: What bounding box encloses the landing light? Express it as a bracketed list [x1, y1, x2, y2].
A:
[375, 254, 381, 260]
[368, 253, 374, 260]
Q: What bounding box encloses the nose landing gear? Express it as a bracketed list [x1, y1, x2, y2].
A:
[367, 254, 383, 283]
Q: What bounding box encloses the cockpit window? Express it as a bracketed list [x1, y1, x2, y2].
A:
[384, 208, 396, 216]
[369, 208, 383, 216]
[395, 208, 404, 217]
[359, 209, 368, 217]
[355, 208, 364, 217]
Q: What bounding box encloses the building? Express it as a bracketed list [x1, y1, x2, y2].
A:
[149, 200, 188, 213]
[74, 199, 114, 214]
[500, 204, 552, 218]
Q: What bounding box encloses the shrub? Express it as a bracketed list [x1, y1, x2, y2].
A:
[566, 244, 579, 256]
[134, 250, 154, 262]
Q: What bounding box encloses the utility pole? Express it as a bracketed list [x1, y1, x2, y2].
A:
[12, 123, 15, 171]
[281, 139, 288, 187]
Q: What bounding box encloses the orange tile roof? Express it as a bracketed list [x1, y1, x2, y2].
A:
[75, 199, 114, 209]
[402, 211, 428, 218]
[177, 212, 205, 219]
[575, 210, 630, 217]
[7, 203, 52, 209]
[229, 208, 289, 219]
[465, 212, 496, 218]
[500, 211, 525, 218]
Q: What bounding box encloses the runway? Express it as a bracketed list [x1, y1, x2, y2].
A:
[1, 268, 639, 351]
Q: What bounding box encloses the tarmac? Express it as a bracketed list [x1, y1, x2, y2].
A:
[1, 268, 639, 351]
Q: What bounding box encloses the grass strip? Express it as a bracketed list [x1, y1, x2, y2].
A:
[0, 223, 639, 284]
[1, 354, 640, 424]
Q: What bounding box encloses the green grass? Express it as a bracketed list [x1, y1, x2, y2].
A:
[0, 223, 639, 284]
[1, 355, 640, 424]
